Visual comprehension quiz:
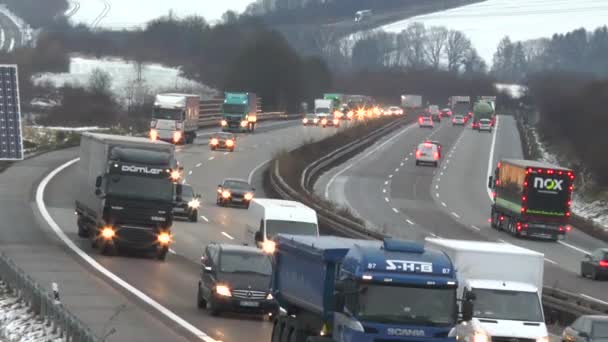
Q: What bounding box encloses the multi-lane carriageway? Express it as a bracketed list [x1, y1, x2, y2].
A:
[1, 116, 605, 341]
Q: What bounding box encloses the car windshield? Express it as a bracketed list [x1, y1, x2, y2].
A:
[471, 288, 544, 322]
[480, 119, 491, 123]
[152, 107, 183, 120]
[306, 114, 316, 119]
[592, 321, 608, 337]
[107, 175, 173, 202]
[355, 284, 456, 326]
[315, 107, 330, 113]
[266, 220, 318, 238]
[220, 251, 272, 276]
[222, 104, 246, 113]
[223, 180, 250, 190]
[455, 115, 463, 119]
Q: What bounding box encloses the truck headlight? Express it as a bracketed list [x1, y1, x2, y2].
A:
[220, 120, 227, 126]
[188, 198, 200, 209]
[215, 285, 232, 297]
[157, 232, 171, 245]
[173, 131, 182, 143]
[262, 240, 276, 254]
[101, 227, 115, 240]
[150, 129, 158, 141]
[536, 336, 549, 342]
[241, 121, 248, 127]
[266, 293, 273, 300]
[210, 138, 218, 145]
[222, 190, 231, 198]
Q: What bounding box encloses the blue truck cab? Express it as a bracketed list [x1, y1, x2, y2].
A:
[270, 235, 461, 342]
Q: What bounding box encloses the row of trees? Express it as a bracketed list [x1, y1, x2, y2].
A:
[492, 26, 608, 83]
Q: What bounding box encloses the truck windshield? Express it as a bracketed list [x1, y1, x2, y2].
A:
[266, 220, 318, 238]
[453, 103, 470, 115]
[471, 288, 543, 322]
[356, 285, 456, 326]
[315, 107, 330, 113]
[107, 175, 173, 202]
[153, 107, 183, 120]
[222, 104, 246, 113]
[220, 251, 272, 276]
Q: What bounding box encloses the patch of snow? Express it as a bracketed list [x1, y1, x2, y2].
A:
[31, 55, 217, 105]
[69, 0, 254, 29]
[495, 83, 526, 99]
[530, 128, 608, 230]
[0, 282, 64, 342]
[366, 0, 608, 65]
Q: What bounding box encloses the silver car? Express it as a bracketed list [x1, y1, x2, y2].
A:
[452, 115, 465, 126]
[478, 119, 492, 132]
[418, 116, 434, 128]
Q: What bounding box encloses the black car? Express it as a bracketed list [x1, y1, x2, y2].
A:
[562, 315, 608, 341]
[581, 248, 608, 280]
[209, 132, 236, 152]
[173, 184, 200, 222]
[197, 243, 278, 317]
[217, 178, 255, 208]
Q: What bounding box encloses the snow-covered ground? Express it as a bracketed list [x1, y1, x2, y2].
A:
[495, 83, 526, 98]
[0, 282, 64, 342]
[530, 128, 608, 230]
[31, 56, 217, 104]
[67, 0, 255, 29]
[374, 0, 608, 65]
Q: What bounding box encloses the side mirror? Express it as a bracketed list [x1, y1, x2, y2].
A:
[464, 291, 476, 301]
[94, 188, 103, 197]
[218, 184, 222, 188]
[95, 176, 102, 188]
[461, 300, 474, 321]
[579, 332, 589, 339]
[254, 231, 263, 242]
[252, 187, 256, 192]
[488, 176, 493, 189]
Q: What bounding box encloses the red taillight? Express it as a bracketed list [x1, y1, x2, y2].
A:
[522, 196, 526, 201]
[517, 222, 522, 231]
[547, 169, 554, 174]
[419, 117, 423, 123]
[566, 225, 571, 232]
[416, 150, 421, 158]
[500, 216, 504, 221]
[559, 226, 564, 232]
[566, 212, 570, 217]
[434, 152, 439, 160]
[599, 260, 608, 267]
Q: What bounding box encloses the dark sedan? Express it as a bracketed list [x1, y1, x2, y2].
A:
[562, 315, 608, 341]
[581, 248, 608, 280]
[217, 178, 255, 208]
[173, 184, 200, 222]
[197, 243, 278, 317]
[209, 132, 236, 152]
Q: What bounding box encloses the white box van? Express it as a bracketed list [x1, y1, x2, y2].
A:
[247, 199, 319, 252]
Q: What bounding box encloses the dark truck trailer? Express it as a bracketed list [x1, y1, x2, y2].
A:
[488, 159, 575, 241]
[75, 132, 179, 260]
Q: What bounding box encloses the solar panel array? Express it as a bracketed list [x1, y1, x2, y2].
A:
[0, 65, 24, 160]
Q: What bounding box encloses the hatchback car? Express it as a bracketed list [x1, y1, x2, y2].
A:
[562, 315, 608, 341]
[318, 114, 340, 127]
[197, 243, 278, 317]
[302, 113, 318, 126]
[386, 106, 403, 116]
[581, 248, 608, 280]
[209, 132, 236, 152]
[173, 184, 200, 222]
[452, 115, 466, 126]
[428, 105, 441, 122]
[424, 140, 442, 158]
[418, 116, 434, 128]
[478, 118, 493, 132]
[441, 108, 452, 117]
[217, 178, 255, 208]
[415, 142, 440, 167]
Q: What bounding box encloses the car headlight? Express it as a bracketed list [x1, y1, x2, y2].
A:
[333, 119, 339, 125]
[226, 139, 234, 147]
[244, 192, 254, 200]
[101, 226, 115, 240]
[173, 131, 182, 143]
[222, 190, 231, 198]
[536, 336, 549, 342]
[240, 121, 248, 127]
[215, 285, 232, 297]
[149, 129, 158, 141]
[302, 118, 308, 123]
[210, 138, 218, 145]
[188, 198, 200, 209]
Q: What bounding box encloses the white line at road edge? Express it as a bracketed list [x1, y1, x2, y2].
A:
[200, 215, 209, 223]
[248, 159, 271, 185]
[580, 294, 608, 306]
[324, 123, 415, 199]
[36, 158, 219, 342]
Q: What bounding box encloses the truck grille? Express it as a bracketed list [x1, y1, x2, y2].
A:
[112, 207, 169, 227]
[116, 226, 158, 246]
[492, 337, 535, 342]
[232, 290, 266, 300]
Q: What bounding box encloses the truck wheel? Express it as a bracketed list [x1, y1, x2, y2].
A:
[280, 322, 292, 342]
[197, 284, 206, 309]
[580, 266, 586, 278]
[490, 210, 498, 229]
[77, 218, 89, 238]
[189, 210, 198, 222]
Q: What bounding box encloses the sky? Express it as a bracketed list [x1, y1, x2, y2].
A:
[68, 0, 256, 29]
[379, 0, 608, 65]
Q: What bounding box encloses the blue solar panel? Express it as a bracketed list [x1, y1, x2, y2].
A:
[0, 65, 24, 160]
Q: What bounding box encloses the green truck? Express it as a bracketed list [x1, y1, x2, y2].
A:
[472, 101, 494, 130]
[220, 92, 257, 133]
[323, 93, 344, 118]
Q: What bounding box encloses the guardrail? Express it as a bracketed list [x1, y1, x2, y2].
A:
[0, 252, 99, 342]
[268, 116, 608, 326]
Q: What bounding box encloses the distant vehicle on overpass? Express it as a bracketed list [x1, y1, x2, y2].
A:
[354, 9, 372, 22]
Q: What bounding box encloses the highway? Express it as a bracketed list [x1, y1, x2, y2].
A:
[0, 10, 22, 52]
[34, 120, 347, 341]
[317, 115, 608, 304]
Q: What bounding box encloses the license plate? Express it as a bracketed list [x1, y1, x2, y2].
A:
[240, 301, 259, 307]
[173, 208, 185, 213]
[233, 198, 243, 202]
[536, 233, 551, 238]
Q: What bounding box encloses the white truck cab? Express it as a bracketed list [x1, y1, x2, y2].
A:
[150, 93, 199, 144]
[247, 199, 319, 253]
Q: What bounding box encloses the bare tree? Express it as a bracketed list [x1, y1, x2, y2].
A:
[425, 26, 448, 69]
[404, 23, 428, 69]
[88, 68, 112, 96]
[446, 30, 472, 72]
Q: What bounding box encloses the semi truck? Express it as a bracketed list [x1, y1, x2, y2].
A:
[270, 235, 472, 342]
[75, 133, 179, 260]
[488, 159, 576, 241]
[471, 101, 494, 130]
[448, 96, 471, 117]
[400, 94, 423, 110]
[221, 92, 257, 133]
[150, 93, 199, 144]
[323, 93, 344, 119]
[425, 238, 548, 342]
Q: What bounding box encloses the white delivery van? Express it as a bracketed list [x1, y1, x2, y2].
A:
[425, 238, 548, 342]
[247, 199, 319, 253]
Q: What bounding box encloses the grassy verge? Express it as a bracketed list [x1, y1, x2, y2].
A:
[515, 117, 608, 243]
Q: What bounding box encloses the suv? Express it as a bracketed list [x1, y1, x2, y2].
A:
[415, 142, 440, 167]
[197, 243, 278, 317]
[478, 118, 493, 132]
[173, 184, 200, 222]
[580, 248, 608, 280]
[429, 105, 441, 122]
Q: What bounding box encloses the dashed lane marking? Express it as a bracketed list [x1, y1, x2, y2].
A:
[188, 170, 193, 175]
[200, 215, 209, 222]
[544, 258, 557, 265]
[406, 219, 414, 225]
[382, 189, 386, 193]
[471, 225, 481, 231]
[384, 197, 389, 202]
[388, 174, 393, 178]
[169, 249, 177, 255]
[196, 163, 202, 167]
[221, 232, 235, 240]
[441, 202, 447, 207]
[392, 208, 399, 213]
[208, 156, 215, 160]
[451, 212, 460, 218]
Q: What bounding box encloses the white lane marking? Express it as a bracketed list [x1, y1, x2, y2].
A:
[388, 174, 393, 178]
[409, 152, 413, 156]
[394, 168, 399, 172]
[471, 225, 481, 231]
[0, 28, 4, 50]
[169, 249, 177, 255]
[392, 208, 399, 213]
[382, 189, 386, 193]
[544, 258, 557, 265]
[208, 156, 215, 160]
[580, 294, 608, 306]
[440, 172, 444, 176]
[324, 123, 416, 198]
[248, 159, 271, 185]
[221, 232, 235, 240]
[441, 202, 447, 207]
[404, 158, 408, 161]
[435, 185, 439, 189]
[36, 158, 218, 342]
[400, 162, 404, 166]
[223, 152, 228, 155]
[384, 197, 389, 202]
[558, 241, 590, 255]
[188, 170, 193, 175]
[8, 38, 14, 52]
[486, 116, 500, 199]
[384, 181, 389, 185]
[200, 215, 209, 222]
[451, 212, 460, 218]
[498, 239, 509, 244]
[406, 219, 414, 225]
[196, 163, 202, 167]
[436, 193, 439, 197]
